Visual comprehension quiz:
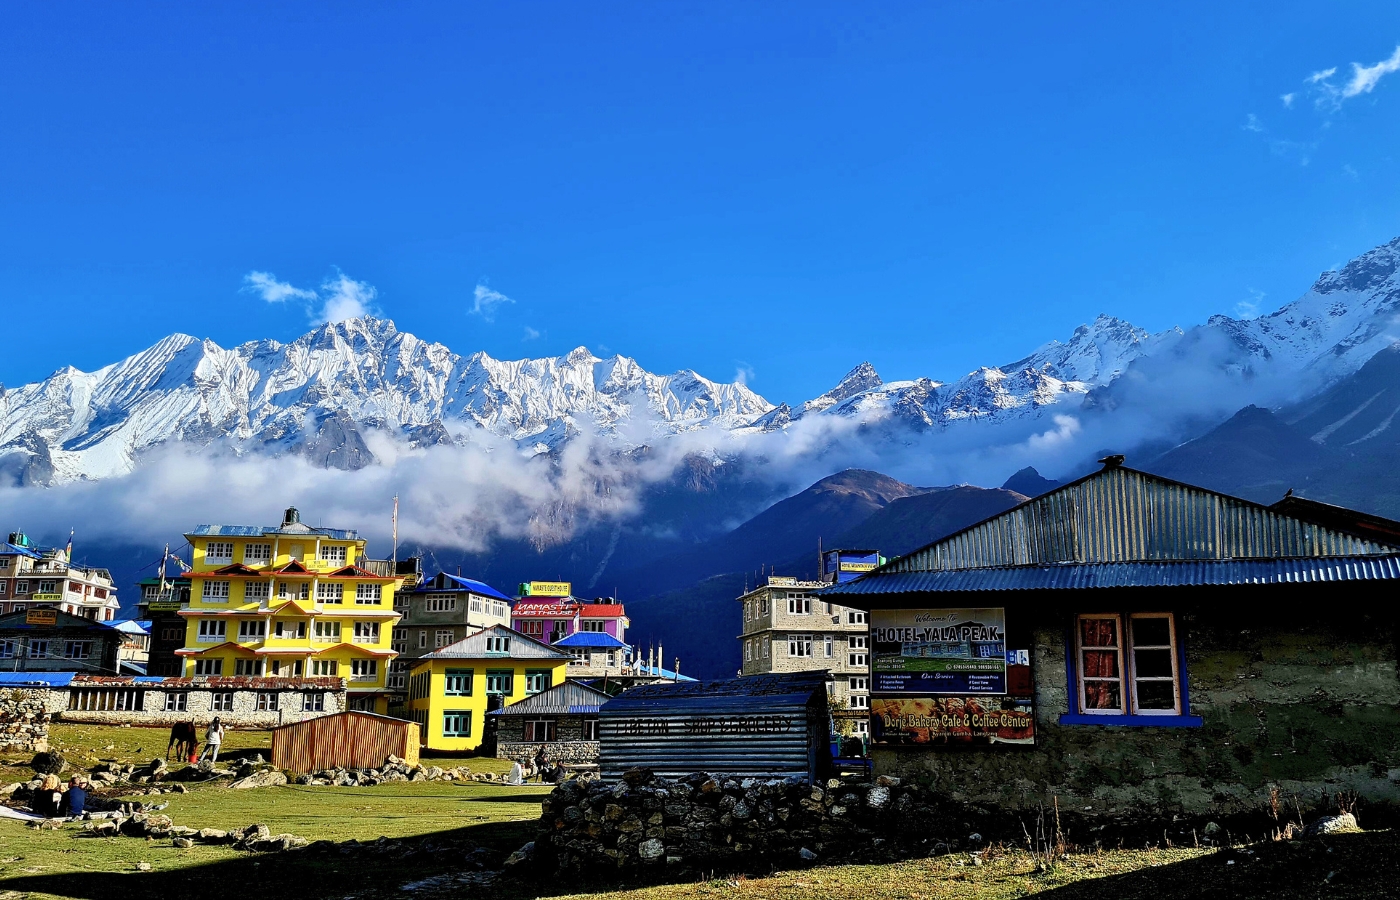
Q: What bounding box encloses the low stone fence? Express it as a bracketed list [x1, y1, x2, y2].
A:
[498, 740, 599, 765]
[0, 689, 51, 754]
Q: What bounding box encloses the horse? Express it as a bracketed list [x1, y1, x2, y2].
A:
[167, 721, 197, 760]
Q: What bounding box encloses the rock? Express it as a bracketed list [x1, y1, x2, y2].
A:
[798, 846, 818, 861]
[30, 750, 67, 775]
[1303, 813, 1359, 837]
[503, 841, 535, 867]
[622, 767, 655, 787]
[866, 787, 891, 809]
[969, 832, 983, 844]
[173, 838, 194, 848]
[240, 823, 272, 842]
[230, 770, 288, 790]
[197, 828, 230, 843]
[875, 775, 901, 787]
[638, 838, 665, 861]
[386, 755, 404, 766]
[1202, 822, 1222, 838]
[136, 862, 151, 872]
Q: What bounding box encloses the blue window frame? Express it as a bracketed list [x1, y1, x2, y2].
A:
[1060, 611, 1202, 727]
[443, 710, 472, 737]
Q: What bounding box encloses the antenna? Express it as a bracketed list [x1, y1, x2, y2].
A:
[391, 494, 399, 569]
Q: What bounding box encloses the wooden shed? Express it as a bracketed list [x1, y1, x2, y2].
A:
[272, 711, 420, 773]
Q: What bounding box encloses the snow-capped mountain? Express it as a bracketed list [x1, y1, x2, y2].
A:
[5, 235, 1400, 486]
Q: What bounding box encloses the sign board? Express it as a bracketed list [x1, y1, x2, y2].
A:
[872, 648, 1035, 747]
[30, 593, 62, 603]
[767, 576, 798, 587]
[25, 609, 58, 626]
[144, 601, 185, 612]
[870, 607, 1007, 695]
[512, 601, 575, 618]
[519, 581, 571, 598]
[840, 561, 878, 573]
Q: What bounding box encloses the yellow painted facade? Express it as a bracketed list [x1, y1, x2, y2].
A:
[175, 519, 403, 713]
[407, 655, 567, 752]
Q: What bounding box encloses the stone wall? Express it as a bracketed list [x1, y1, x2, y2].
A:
[875, 611, 1400, 817]
[497, 714, 599, 764]
[61, 684, 346, 727]
[0, 688, 51, 753]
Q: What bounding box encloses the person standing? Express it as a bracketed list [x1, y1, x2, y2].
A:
[201, 716, 225, 764]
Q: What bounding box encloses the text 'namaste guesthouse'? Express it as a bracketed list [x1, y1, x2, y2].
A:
[821, 459, 1400, 814]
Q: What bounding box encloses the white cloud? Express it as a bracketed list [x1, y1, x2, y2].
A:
[241, 269, 379, 324]
[1243, 113, 1264, 132]
[1280, 92, 1296, 108]
[1307, 67, 1337, 84]
[733, 362, 756, 386]
[471, 284, 514, 322]
[317, 272, 378, 324]
[523, 326, 542, 341]
[1234, 288, 1266, 319]
[243, 271, 316, 304]
[1343, 44, 1400, 97]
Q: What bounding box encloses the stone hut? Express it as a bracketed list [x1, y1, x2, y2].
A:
[493, 680, 607, 765]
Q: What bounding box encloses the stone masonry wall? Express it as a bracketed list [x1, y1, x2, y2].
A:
[60, 686, 346, 727]
[876, 613, 1400, 817]
[0, 688, 52, 753]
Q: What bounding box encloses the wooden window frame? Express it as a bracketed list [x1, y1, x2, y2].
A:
[1062, 611, 1201, 727]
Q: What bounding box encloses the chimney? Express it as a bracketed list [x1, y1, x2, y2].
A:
[283, 507, 301, 527]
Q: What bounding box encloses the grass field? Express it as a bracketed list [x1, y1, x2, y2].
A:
[2, 725, 1396, 900]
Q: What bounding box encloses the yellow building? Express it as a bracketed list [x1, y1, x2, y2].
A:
[175, 507, 405, 713]
[407, 624, 568, 752]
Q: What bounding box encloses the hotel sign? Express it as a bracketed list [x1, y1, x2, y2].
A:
[520, 581, 571, 598]
[870, 607, 1007, 695]
[25, 609, 58, 626]
[30, 593, 62, 603]
[512, 602, 575, 618]
[839, 561, 878, 573]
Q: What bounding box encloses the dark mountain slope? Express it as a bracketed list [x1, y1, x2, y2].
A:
[1001, 466, 1060, 498]
[833, 485, 1028, 562]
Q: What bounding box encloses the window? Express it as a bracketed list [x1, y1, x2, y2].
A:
[853, 718, 869, 736]
[313, 621, 341, 642]
[0, 582, 6, 595]
[1074, 613, 1183, 717]
[210, 692, 234, 711]
[311, 659, 339, 676]
[269, 659, 303, 677]
[788, 634, 811, 658]
[194, 659, 223, 676]
[445, 668, 473, 695]
[0, 640, 14, 658]
[469, 597, 483, 613]
[524, 669, 552, 694]
[567, 647, 588, 666]
[244, 543, 272, 564]
[443, 711, 472, 737]
[159, 626, 182, 642]
[63, 641, 92, 659]
[203, 581, 230, 602]
[849, 636, 869, 668]
[206, 542, 234, 562]
[38, 580, 55, 593]
[524, 719, 557, 742]
[850, 694, 870, 710]
[165, 692, 188, 712]
[580, 620, 607, 633]
[237, 620, 267, 640]
[762, 639, 769, 659]
[485, 670, 512, 695]
[759, 597, 769, 615]
[355, 584, 381, 604]
[583, 719, 599, 741]
[319, 545, 347, 565]
[426, 594, 457, 612]
[788, 594, 811, 615]
[274, 620, 306, 639]
[245, 581, 270, 601]
[256, 692, 278, 711]
[197, 620, 227, 642]
[350, 659, 378, 680]
[303, 692, 325, 712]
[516, 620, 544, 637]
[353, 621, 381, 644]
[15, 580, 28, 594]
[418, 631, 427, 648]
[744, 640, 752, 662]
[485, 634, 511, 654]
[235, 659, 264, 676]
[435, 629, 454, 648]
[28, 639, 48, 658]
[849, 675, 869, 691]
[846, 610, 868, 626]
[316, 582, 344, 604]
[824, 635, 833, 658]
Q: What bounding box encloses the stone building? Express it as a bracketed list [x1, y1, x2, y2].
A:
[0, 608, 123, 674]
[492, 680, 608, 765]
[63, 674, 346, 726]
[737, 575, 870, 737]
[822, 460, 1400, 815]
[388, 571, 513, 694]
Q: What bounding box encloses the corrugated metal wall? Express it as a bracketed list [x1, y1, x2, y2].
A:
[272, 712, 420, 773]
[891, 467, 1395, 573]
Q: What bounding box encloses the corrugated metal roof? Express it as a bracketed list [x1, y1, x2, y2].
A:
[0, 672, 75, 687]
[824, 555, 1400, 596]
[552, 631, 629, 649]
[416, 624, 568, 660]
[882, 466, 1400, 575]
[490, 681, 611, 716]
[190, 524, 359, 540]
[0, 542, 42, 559]
[411, 573, 512, 601]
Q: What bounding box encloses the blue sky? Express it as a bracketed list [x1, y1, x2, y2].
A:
[3, 2, 1400, 404]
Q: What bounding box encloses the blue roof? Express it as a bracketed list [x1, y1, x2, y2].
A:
[822, 555, 1400, 597]
[0, 672, 75, 687]
[632, 664, 696, 682]
[190, 524, 359, 540]
[412, 573, 512, 601]
[0, 542, 42, 559]
[553, 631, 629, 649]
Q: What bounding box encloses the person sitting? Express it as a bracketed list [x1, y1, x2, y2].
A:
[59, 776, 87, 817]
[30, 774, 63, 817]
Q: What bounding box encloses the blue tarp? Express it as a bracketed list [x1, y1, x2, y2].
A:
[412, 573, 512, 601]
[0, 672, 75, 687]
